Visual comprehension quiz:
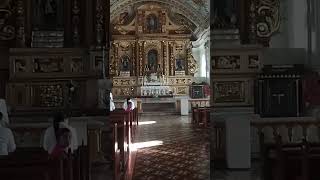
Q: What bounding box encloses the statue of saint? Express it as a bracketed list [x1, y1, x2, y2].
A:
[147, 49, 157, 71]
[176, 59, 185, 71]
[147, 14, 158, 32]
[121, 55, 130, 71]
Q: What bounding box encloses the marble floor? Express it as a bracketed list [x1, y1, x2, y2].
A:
[132, 114, 210, 180]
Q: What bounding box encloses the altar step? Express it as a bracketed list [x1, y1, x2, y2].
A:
[141, 103, 177, 114]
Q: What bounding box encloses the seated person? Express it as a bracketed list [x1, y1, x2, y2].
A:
[123, 98, 135, 111]
[50, 128, 71, 159]
[43, 112, 78, 154]
[0, 112, 16, 155]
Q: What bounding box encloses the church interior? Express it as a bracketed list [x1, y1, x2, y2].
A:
[0, 0, 320, 180]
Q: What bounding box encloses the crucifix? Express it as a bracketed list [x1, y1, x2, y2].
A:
[272, 93, 285, 104]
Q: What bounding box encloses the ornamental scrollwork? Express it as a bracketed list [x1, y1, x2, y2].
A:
[250, 0, 281, 46]
[0, 0, 15, 41]
[187, 49, 198, 75]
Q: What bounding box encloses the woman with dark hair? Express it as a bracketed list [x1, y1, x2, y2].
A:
[50, 128, 71, 158]
[43, 112, 78, 154]
[123, 98, 135, 111]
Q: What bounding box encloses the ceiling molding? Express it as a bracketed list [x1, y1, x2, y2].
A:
[110, 0, 209, 39]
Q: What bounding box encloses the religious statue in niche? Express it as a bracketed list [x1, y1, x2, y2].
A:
[121, 55, 130, 71]
[146, 14, 159, 33]
[147, 49, 158, 72]
[175, 58, 185, 71]
[15, 59, 27, 72]
[214, 81, 244, 103]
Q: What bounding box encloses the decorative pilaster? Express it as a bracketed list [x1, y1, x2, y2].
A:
[95, 0, 104, 48]
[72, 0, 80, 46]
[248, 0, 257, 44]
[169, 42, 174, 76]
[162, 41, 167, 75]
[15, 0, 25, 47]
[131, 42, 136, 76]
[114, 43, 119, 76]
[138, 41, 143, 76]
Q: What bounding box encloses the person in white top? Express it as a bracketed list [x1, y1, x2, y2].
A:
[0, 112, 16, 155]
[43, 112, 78, 154]
[110, 92, 115, 111]
[123, 98, 135, 111]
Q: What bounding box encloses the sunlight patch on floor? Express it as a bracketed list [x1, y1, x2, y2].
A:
[138, 121, 157, 125]
[132, 140, 163, 150]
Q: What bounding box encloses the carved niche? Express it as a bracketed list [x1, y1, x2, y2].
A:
[144, 40, 162, 74]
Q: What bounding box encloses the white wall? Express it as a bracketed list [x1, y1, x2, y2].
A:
[270, 0, 308, 49]
[192, 42, 210, 84]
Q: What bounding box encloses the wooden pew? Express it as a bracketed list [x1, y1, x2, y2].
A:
[110, 109, 131, 178]
[0, 146, 89, 180]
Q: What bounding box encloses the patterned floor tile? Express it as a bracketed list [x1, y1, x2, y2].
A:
[133, 114, 210, 180]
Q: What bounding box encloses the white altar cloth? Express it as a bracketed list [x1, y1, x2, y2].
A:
[140, 86, 172, 96]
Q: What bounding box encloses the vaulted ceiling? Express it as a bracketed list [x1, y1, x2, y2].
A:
[110, 0, 209, 38]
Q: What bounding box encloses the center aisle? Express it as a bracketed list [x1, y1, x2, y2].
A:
[132, 114, 210, 180]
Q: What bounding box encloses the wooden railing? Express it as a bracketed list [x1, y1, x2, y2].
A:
[251, 120, 320, 180]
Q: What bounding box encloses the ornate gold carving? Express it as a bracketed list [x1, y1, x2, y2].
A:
[112, 78, 136, 86]
[38, 84, 64, 107]
[138, 41, 144, 76]
[14, 59, 27, 73]
[33, 57, 64, 73]
[250, 0, 281, 46]
[175, 86, 188, 95]
[248, 55, 260, 69]
[71, 58, 83, 73]
[0, 5, 15, 40]
[213, 81, 245, 103]
[169, 42, 174, 76]
[212, 56, 240, 70]
[187, 48, 198, 75]
[15, 0, 25, 47]
[112, 87, 134, 97]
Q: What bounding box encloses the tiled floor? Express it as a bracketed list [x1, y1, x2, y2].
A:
[212, 161, 262, 180]
[132, 114, 210, 180]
